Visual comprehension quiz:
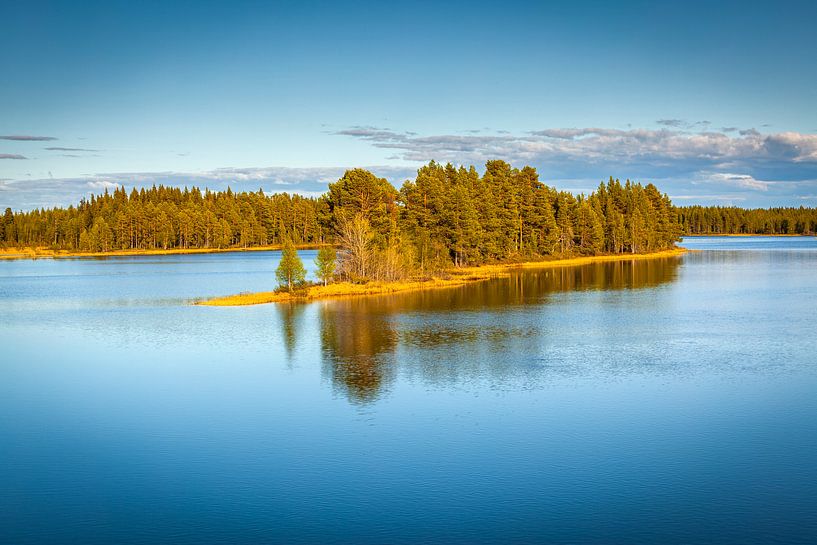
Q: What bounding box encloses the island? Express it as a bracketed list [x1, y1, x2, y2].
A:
[0, 160, 718, 304]
[7, 159, 812, 306]
[198, 248, 688, 306]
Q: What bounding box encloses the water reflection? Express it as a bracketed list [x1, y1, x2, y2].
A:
[5, 243, 816, 545]
[314, 257, 681, 404]
[319, 299, 398, 404]
[276, 302, 305, 362]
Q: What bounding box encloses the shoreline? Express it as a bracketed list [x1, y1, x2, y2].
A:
[3, 233, 811, 260]
[0, 244, 325, 261]
[198, 247, 688, 307]
[682, 233, 815, 237]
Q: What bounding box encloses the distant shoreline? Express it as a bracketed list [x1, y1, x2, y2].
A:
[198, 248, 688, 307]
[682, 234, 815, 237]
[4, 234, 810, 261]
[0, 244, 326, 261]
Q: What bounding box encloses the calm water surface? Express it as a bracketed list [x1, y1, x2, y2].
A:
[2, 237, 816, 544]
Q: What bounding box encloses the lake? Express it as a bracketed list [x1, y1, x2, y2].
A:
[2, 237, 816, 544]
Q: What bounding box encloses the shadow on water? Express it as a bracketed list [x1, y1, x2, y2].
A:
[307, 257, 682, 404]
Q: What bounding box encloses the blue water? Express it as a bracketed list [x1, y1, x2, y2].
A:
[1, 237, 816, 544]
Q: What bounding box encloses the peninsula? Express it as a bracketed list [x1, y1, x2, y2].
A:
[3, 160, 695, 306]
[198, 248, 688, 306]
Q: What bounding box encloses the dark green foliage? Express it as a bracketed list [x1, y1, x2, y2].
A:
[0, 186, 325, 251]
[676, 205, 817, 235]
[2, 208, 14, 244]
[326, 169, 398, 246]
[1, 163, 692, 274]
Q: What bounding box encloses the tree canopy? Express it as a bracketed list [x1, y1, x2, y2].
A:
[1, 161, 697, 281]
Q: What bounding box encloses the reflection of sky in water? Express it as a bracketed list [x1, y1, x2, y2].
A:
[2, 238, 817, 544]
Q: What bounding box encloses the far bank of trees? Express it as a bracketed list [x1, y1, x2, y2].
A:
[2, 160, 684, 280]
[675, 205, 817, 235]
[1, 186, 325, 252]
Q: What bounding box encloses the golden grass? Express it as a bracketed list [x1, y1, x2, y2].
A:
[198, 247, 688, 306]
[4, 235, 810, 260]
[198, 272, 503, 306]
[0, 247, 41, 259]
[0, 244, 326, 260]
[462, 247, 688, 275]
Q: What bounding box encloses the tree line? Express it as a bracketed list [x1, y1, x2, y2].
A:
[1, 186, 326, 252]
[2, 160, 683, 279]
[675, 205, 817, 235]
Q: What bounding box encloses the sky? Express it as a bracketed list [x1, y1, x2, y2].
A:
[2, 0, 817, 210]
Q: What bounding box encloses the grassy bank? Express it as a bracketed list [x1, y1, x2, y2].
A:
[463, 247, 688, 275]
[0, 244, 325, 260]
[198, 247, 688, 307]
[198, 271, 504, 306]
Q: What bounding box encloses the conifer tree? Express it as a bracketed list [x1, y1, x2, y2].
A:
[315, 246, 337, 286]
[1, 160, 730, 266]
[276, 238, 306, 291]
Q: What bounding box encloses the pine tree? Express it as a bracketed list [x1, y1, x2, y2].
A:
[276, 239, 306, 291]
[315, 246, 337, 286]
[3, 208, 15, 244]
[2, 161, 714, 263]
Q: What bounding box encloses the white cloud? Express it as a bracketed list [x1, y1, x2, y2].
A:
[706, 173, 770, 191]
[4, 126, 817, 210]
[333, 126, 817, 205]
[86, 180, 120, 191]
[336, 126, 817, 173]
[671, 194, 748, 202]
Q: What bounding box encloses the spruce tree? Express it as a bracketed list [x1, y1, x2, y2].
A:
[315, 246, 337, 286]
[276, 239, 306, 291]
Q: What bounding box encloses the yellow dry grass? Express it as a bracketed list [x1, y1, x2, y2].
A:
[198, 273, 502, 306]
[462, 247, 688, 275]
[199, 247, 688, 306]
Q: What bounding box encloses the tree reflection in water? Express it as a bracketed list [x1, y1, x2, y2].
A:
[276, 302, 305, 364]
[310, 257, 682, 404]
[319, 298, 398, 404]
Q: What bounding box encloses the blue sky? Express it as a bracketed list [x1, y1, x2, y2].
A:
[2, 0, 816, 210]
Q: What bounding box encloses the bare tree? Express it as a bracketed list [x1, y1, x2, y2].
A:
[337, 214, 374, 281]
